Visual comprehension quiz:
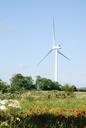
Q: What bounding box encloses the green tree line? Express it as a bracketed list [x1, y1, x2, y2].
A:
[0, 73, 78, 93]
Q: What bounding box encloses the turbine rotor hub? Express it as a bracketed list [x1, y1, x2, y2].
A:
[53, 44, 61, 50]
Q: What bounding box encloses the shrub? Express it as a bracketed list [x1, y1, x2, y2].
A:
[63, 84, 75, 97]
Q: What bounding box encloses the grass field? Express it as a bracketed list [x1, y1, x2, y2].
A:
[1, 90, 86, 114]
[19, 91, 86, 114]
[0, 91, 86, 127]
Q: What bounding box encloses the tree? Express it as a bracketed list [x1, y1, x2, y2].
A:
[35, 76, 62, 90]
[71, 85, 77, 91]
[36, 76, 52, 90]
[24, 76, 35, 89]
[10, 73, 24, 90]
[0, 79, 8, 93]
[53, 81, 63, 90]
[10, 73, 35, 90]
[40, 78, 54, 90]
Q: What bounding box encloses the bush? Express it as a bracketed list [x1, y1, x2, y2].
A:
[63, 84, 75, 97]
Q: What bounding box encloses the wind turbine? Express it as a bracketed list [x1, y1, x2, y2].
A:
[38, 18, 70, 82]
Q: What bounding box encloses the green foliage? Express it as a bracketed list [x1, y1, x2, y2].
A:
[24, 76, 36, 89]
[0, 112, 86, 128]
[63, 84, 75, 97]
[10, 73, 24, 89]
[53, 81, 63, 90]
[36, 76, 62, 90]
[10, 73, 35, 91]
[0, 74, 77, 92]
[0, 79, 9, 93]
[71, 85, 77, 91]
[0, 90, 86, 127]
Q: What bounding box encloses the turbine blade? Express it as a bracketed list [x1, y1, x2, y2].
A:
[53, 17, 55, 46]
[38, 49, 53, 65]
[53, 17, 61, 48]
[58, 51, 70, 60]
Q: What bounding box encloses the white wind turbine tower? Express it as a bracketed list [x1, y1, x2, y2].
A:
[38, 18, 70, 82]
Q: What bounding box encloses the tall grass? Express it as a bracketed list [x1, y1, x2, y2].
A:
[0, 91, 86, 127]
[19, 91, 86, 114]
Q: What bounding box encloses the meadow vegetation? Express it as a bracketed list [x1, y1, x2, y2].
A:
[0, 73, 86, 127]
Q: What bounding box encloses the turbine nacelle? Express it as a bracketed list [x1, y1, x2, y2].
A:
[52, 44, 61, 50]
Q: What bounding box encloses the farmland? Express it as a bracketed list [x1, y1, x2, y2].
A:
[0, 90, 86, 127]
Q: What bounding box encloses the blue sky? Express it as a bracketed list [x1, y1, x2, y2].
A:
[0, 0, 86, 87]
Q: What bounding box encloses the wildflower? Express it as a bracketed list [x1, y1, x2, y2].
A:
[8, 100, 21, 108]
[16, 117, 20, 121]
[0, 105, 7, 110]
[0, 100, 8, 105]
[8, 103, 21, 108]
